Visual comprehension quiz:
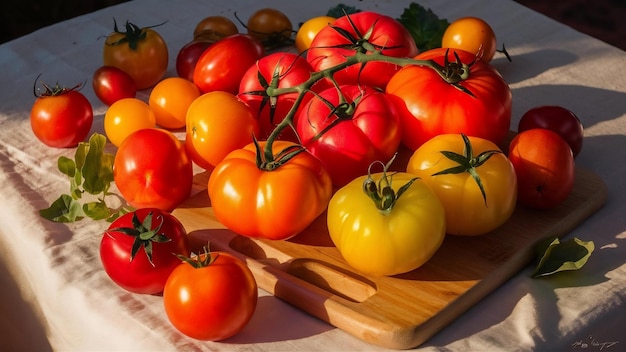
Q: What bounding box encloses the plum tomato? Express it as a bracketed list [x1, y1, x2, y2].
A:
[441, 16, 497, 62]
[92, 65, 136, 106]
[518, 105, 584, 157]
[104, 97, 156, 147]
[508, 128, 575, 210]
[148, 77, 201, 130]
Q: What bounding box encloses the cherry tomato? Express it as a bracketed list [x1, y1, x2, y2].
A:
[508, 128, 575, 210]
[175, 40, 213, 82]
[92, 66, 136, 106]
[518, 105, 584, 157]
[185, 91, 260, 169]
[100, 208, 191, 295]
[163, 250, 257, 341]
[114, 128, 193, 211]
[442, 16, 497, 62]
[103, 20, 168, 90]
[295, 16, 335, 53]
[104, 97, 156, 147]
[193, 15, 239, 41]
[246, 8, 293, 44]
[30, 81, 93, 148]
[148, 77, 201, 130]
[193, 34, 264, 94]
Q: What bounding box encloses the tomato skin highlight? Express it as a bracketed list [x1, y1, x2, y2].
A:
[508, 128, 575, 210]
[30, 89, 93, 148]
[92, 65, 136, 106]
[518, 105, 584, 157]
[163, 251, 257, 341]
[114, 128, 193, 211]
[100, 208, 191, 295]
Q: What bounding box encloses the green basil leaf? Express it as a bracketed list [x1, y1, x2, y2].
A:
[532, 237, 595, 278]
[82, 133, 113, 195]
[39, 194, 85, 223]
[83, 201, 111, 220]
[397, 3, 450, 51]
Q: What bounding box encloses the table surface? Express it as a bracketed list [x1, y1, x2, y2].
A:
[1, 0, 625, 351]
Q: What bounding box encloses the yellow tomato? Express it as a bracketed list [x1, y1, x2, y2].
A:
[295, 16, 335, 52]
[104, 98, 156, 147]
[441, 16, 497, 62]
[149, 77, 201, 130]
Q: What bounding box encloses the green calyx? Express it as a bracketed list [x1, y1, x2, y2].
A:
[175, 244, 219, 269]
[108, 211, 171, 266]
[433, 134, 501, 206]
[362, 154, 419, 214]
[106, 19, 166, 50]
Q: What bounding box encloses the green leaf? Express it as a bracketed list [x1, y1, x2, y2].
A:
[57, 156, 76, 177]
[532, 237, 595, 278]
[396, 3, 450, 51]
[39, 194, 85, 223]
[82, 133, 114, 195]
[326, 4, 361, 18]
[83, 201, 111, 221]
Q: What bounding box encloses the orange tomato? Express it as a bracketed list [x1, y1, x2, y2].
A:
[104, 98, 156, 147]
[295, 16, 335, 52]
[441, 16, 497, 62]
[149, 77, 201, 130]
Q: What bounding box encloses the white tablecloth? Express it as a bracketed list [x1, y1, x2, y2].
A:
[1, 0, 625, 351]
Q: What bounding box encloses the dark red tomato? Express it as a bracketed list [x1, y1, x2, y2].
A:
[163, 250, 257, 341]
[307, 11, 417, 89]
[386, 48, 512, 151]
[30, 81, 93, 148]
[508, 128, 575, 210]
[518, 105, 584, 157]
[175, 40, 213, 82]
[296, 84, 402, 186]
[100, 208, 191, 295]
[113, 128, 193, 211]
[92, 65, 136, 106]
[238, 52, 323, 142]
[193, 34, 264, 94]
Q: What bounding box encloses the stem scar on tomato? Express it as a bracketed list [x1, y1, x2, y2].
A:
[362, 153, 419, 214]
[432, 133, 501, 206]
[107, 211, 171, 266]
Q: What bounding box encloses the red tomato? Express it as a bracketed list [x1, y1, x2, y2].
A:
[208, 140, 333, 240]
[296, 84, 402, 186]
[508, 128, 575, 210]
[100, 208, 191, 295]
[92, 66, 136, 106]
[518, 105, 584, 157]
[148, 77, 201, 130]
[30, 81, 93, 148]
[114, 128, 193, 211]
[163, 250, 257, 341]
[193, 34, 264, 94]
[307, 11, 417, 89]
[175, 40, 213, 82]
[386, 48, 512, 151]
[238, 52, 322, 142]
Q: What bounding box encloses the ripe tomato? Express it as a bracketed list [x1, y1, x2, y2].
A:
[185, 91, 260, 169]
[328, 169, 446, 277]
[193, 15, 239, 41]
[163, 250, 257, 341]
[442, 16, 497, 62]
[246, 8, 293, 44]
[103, 20, 168, 90]
[508, 128, 575, 210]
[406, 134, 517, 236]
[175, 40, 213, 82]
[193, 34, 264, 94]
[307, 11, 418, 89]
[30, 81, 93, 148]
[104, 97, 156, 147]
[114, 128, 193, 211]
[238, 52, 319, 142]
[296, 84, 402, 186]
[92, 66, 136, 106]
[148, 77, 201, 130]
[208, 140, 333, 240]
[518, 105, 584, 157]
[100, 208, 191, 295]
[386, 47, 512, 151]
[295, 16, 335, 53]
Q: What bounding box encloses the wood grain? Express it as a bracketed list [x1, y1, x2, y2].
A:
[173, 148, 607, 350]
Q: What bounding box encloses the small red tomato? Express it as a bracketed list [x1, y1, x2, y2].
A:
[518, 105, 584, 157]
[508, 128, 575, 210]
[175, 40, 213, 82]
[92, 66, 136, 106]
[30, 81, 93, 148]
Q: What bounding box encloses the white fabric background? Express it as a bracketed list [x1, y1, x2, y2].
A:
[1, 0, 625, 351]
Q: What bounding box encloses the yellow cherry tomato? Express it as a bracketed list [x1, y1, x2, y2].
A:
[104, 98, 156, 147]
[441, 16, 497, 62]
[149, 77, 201, 130]
[295, 16, 336, 53]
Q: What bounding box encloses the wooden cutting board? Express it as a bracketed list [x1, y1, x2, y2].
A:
[173, 146, 607, 350]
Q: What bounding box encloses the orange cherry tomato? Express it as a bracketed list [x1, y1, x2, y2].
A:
[149, 77, 201, 130]
[295, 16, 335, 53]
[104, 98, 156, 147]
[441, 16, 497, 62]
